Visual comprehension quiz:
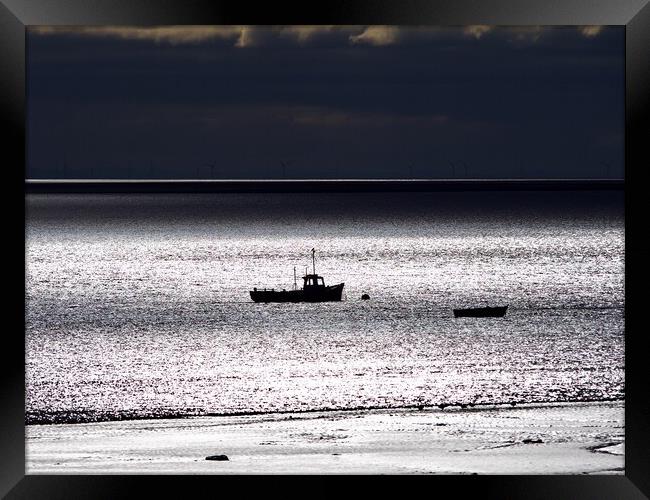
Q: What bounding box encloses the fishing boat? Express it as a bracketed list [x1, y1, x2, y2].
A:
[453, 305, 508, 318]
[250, 249, 344, 303]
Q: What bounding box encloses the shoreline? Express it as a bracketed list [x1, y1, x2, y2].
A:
[25, 397, 626, 426]
[26, 400, 624, 474]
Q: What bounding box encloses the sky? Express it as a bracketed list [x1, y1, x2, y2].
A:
[27, 25, 624, 179]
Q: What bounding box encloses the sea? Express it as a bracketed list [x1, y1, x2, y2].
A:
[25, 191, 625, 425]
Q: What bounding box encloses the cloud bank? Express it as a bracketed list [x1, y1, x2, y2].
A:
[30, 25, 608, 46]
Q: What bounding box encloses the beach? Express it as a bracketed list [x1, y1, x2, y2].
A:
[26, 400, 624, 474]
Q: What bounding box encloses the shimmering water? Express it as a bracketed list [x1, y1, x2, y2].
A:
[25, 192, 624, 424]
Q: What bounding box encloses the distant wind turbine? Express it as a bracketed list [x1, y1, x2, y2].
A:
[205, 162, 217, 179]
[461, 161, 469, 178]
[280, 160, 292, 179]
[448, 161, 456, 178]
[601, 161, 612, 178]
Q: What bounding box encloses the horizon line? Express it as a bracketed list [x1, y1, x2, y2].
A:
[26, 178, 624, 183]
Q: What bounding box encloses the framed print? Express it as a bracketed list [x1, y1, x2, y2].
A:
[3, 0, 649, 497]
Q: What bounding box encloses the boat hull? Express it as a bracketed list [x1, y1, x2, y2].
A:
[250, 283, 344, 303]
[453, 306, 508, 318]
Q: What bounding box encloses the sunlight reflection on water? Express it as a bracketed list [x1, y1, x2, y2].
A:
[25, 192, 624, 423]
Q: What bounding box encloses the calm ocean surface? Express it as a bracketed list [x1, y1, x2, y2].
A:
[25, 192, 624, 424]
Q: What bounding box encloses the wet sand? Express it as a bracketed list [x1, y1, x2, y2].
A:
[26, 401, 624, 474]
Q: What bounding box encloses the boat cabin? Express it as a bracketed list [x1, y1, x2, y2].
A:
[303, 274, 325, 288]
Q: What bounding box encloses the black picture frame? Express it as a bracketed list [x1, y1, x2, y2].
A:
[5, 1, 649, 497]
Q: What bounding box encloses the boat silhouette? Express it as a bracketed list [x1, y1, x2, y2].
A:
[453, 305, 508, 318]
[250, 249, 344, 303]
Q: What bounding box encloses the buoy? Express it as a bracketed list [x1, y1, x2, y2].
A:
[361, 293, 370, 300]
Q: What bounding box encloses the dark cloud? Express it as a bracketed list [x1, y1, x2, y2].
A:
[27, 26, 624, 179]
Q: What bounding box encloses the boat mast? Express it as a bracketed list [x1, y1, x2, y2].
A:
[293, 266, 297, 290]
[311, 248, 316, 275]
